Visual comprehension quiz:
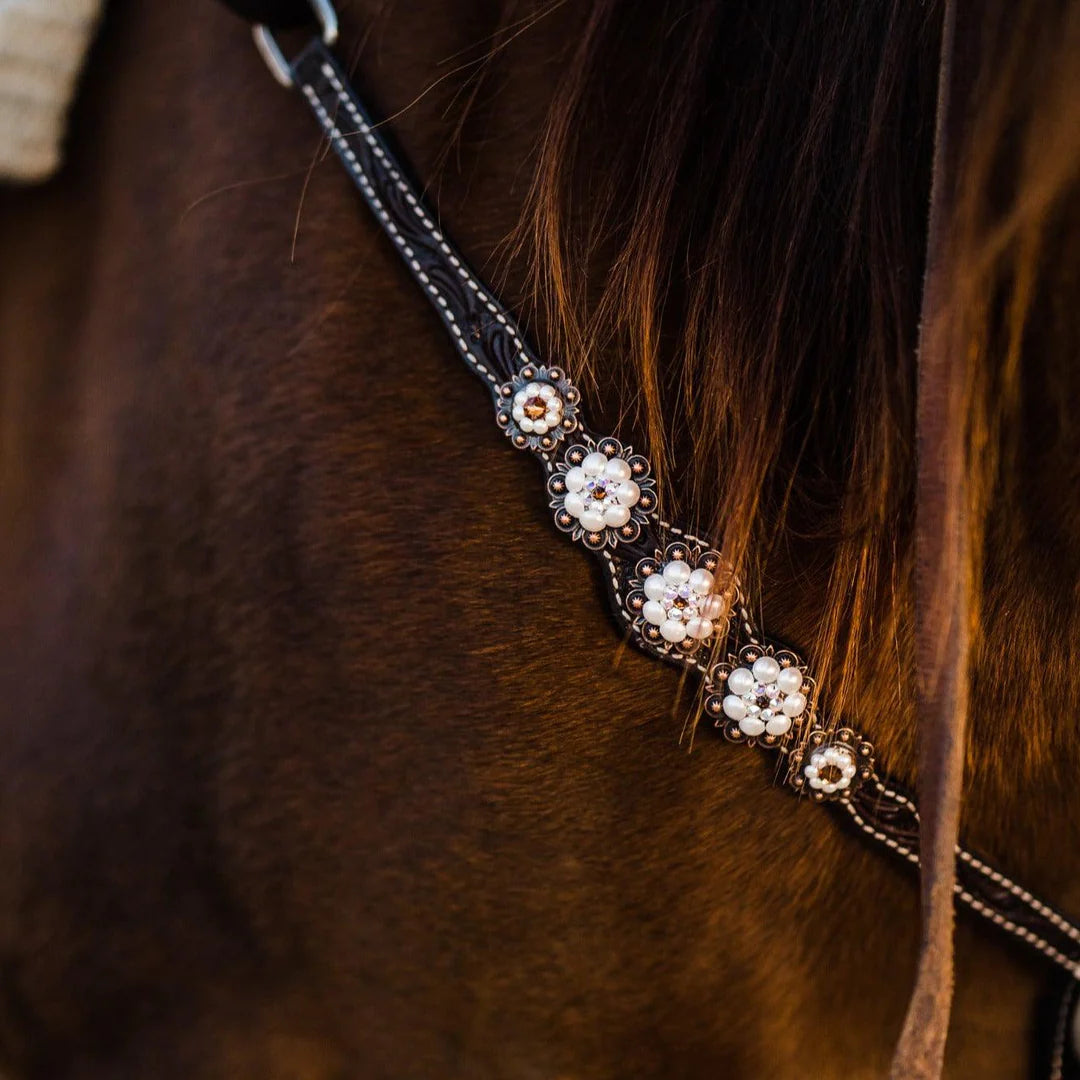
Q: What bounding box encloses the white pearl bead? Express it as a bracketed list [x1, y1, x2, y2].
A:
[579, 508, 605, 531]
[520, 418, 535, 432]
[539, 384, 555, 399]
[842, 764, 857, 779]
[533, 420, 549, 434]
[662, 560, 692, 585]
[544, 411, 561, 426]
[699, 594, 728, 620]
[751, 656, 781, 684]
[643, 574, 668, 601]
[721, 694, 747, 720]
[564, 492, 585, 517]
[615, 480, 640, 506]
[739, 716, 766, 737]
[604, 457, 632, 482]
[781, 692, 806, 717]
[810, 753, 826, 768]
[582, 452, 608, 476]
[809, 777, 823, 790]
[804, 765, 819, 780]
[604, 504, 630, 528]
[776, 667, 803, 694]
[514, 390, 527, 404]
[685, 617, 714, 640]
[765, 715, 792, 736]
[642, 600, 666, 626]
[660, 619, 687, 643]
[512, 406, 525, 421]
[727, 667, 755, 696]
[688, 568, 715, 594]
[525, 382, 542, 395]
[564, 467, 586, 492]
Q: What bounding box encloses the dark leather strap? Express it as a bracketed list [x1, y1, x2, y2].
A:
[282, 36, 1080, 985]
[291, 45, 534, 393]
[215, 0, 314, 29]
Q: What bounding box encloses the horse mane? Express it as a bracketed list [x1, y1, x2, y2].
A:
[510, 0, 1080, 1072]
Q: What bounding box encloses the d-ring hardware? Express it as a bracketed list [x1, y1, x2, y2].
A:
[252, 0, 339, 88]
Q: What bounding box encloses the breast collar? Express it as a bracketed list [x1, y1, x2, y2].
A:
[230, 0, 1080, 1056]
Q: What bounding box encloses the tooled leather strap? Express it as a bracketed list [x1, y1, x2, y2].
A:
[281, 37, 1080, 985]
[217, 0, 314, 28]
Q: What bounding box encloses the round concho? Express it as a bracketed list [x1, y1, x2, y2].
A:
[624, 540, 735, 655]
[705, 644, 812, 747]
[495, 364, 579, 452]
[788, 727, 875, 801]
[547, 439, 656, 550]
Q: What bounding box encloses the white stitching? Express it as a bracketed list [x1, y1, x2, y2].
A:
[956, 848, 1080, 946]
[300, 80, 499, 390]
[318, 64, 532, 364]
[842, 794, 1080, 980]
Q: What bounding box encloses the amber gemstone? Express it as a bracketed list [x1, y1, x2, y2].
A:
[819, 764, 843, 784]
[523, 398, 547, 419]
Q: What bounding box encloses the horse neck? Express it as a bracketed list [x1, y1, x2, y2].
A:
[1, 1, 1077, 1076]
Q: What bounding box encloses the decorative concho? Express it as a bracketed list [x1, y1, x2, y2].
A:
[788, 727, 875, 801]
[705, 644, 813, 746]
[625, 541, 734, 653]
[496, 364, 580, 451]
[547, 439, 656, 550]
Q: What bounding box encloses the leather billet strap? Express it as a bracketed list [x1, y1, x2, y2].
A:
[290, 46, 543, 397]
[217, 0, 315, 28]
[278, 36, 1080, 991]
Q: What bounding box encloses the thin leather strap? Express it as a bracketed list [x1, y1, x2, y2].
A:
[216, 0, 314, 28]
[895, 0, 965, 1074]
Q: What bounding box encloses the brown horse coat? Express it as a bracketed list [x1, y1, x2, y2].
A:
[1, 2, 1078, 1077]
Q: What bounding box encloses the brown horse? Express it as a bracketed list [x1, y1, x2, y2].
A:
[1, 0, 1079, 1076]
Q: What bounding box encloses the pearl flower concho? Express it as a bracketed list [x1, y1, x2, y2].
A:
[804, 744, 857, 795]
[788, 727, 875, 802]
[705, 646, 812, 746]
[547, 439, 656, 550]
[625, 542, 733, 653]
[496, 364, 579, 451]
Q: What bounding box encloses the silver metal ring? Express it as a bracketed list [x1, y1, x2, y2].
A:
[252, 0, 339, 88]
